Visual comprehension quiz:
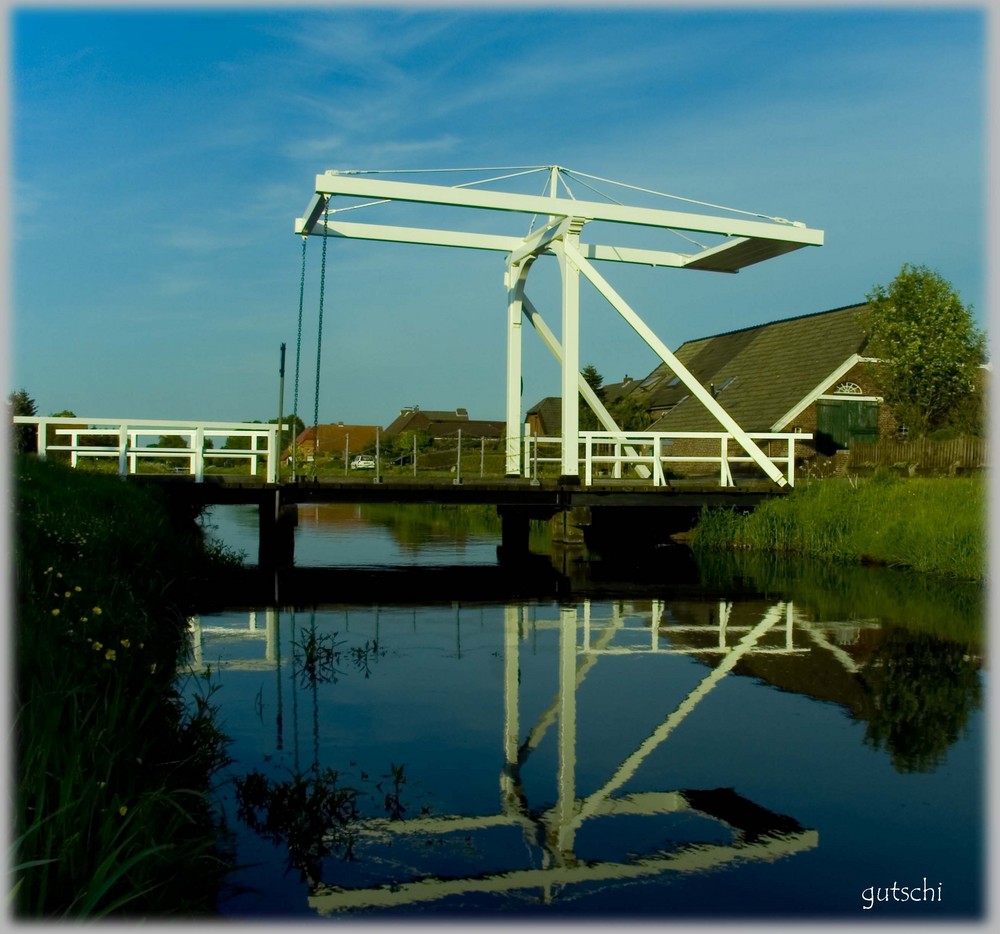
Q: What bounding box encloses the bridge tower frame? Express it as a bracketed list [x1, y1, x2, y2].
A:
[295, 167, 823, 487]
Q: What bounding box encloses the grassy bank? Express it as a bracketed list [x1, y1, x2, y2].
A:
[691, 472, 986, 582]
[11, 455, 238, 918]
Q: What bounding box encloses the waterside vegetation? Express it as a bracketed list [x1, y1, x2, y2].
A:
[12, 455, 239, 918]
[691, 472, 986, 583]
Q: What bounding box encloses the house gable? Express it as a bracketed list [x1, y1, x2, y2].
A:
[645, 303, 869, 433]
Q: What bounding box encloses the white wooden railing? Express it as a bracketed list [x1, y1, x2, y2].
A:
[524, 429, 811, 487]
[13, 416, 285, 483]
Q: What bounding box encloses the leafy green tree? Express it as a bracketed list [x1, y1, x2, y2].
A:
[269, 414, 305, 452]
[861, 627, 982, 773]
[8, 389, 37, 453]
[608, 393, 652, 430]
[861, 264, 986, 437]
[153, 435, 192, 449]
[579, 364, 606, 431]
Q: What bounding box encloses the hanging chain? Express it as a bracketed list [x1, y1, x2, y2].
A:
[291, 235, 307, 481]
[311, 199, 330, 476]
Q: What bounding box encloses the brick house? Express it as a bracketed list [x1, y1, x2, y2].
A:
[382, 406, 504, 442]
[614, 303, 893, 463]
[527, 304, 908, 475]
[287, 422, 381, 462]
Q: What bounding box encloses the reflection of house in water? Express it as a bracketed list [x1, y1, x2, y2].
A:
[657, 599, 883, 719]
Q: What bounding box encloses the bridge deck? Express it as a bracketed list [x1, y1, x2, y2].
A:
[131, 474, 782, 510]
[132, 474, 781, 570]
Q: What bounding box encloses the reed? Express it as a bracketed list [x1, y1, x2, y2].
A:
[12, 455, 236, 917]
[691, 472, 986, 582]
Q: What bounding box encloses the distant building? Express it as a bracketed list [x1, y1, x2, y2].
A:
[524, 397, 563, 438]
[287, 422, 381, 462]
[526, 304, 903, 469]
[612, 303, 888, 456]
[383, 406, 504, 442]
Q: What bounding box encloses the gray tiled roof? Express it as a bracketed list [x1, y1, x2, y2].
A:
[635, 303, 868, 431]
[526, 396, 562, 436]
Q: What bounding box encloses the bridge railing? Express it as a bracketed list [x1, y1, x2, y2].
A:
[525, 429, 811, 487]
[13, 416, 285, 483]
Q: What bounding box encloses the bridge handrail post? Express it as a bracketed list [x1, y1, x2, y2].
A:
[786, 436, 796, 487]
[523, 424, 530, 479]
[267, 426, 279, 483]
[193, 427, 205, 481]
[35, 420, 47, 460]
[653, 434, 666, 487]
[720, 436, 732, 487]
[118, 423, 129, 476]
[68, 430, 79, 468]
[584, 433, 593, 485]
[250, 431, 261, 478]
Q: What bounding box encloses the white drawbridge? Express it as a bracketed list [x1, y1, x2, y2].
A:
[295, 166, 823, 487]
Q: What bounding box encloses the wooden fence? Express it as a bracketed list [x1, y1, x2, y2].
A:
[848, 436, 989, 471]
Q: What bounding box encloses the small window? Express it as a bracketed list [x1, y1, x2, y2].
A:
[639, 373, 662, 390]
[666, 375, 681, 387]
[835, 382, 863, 395]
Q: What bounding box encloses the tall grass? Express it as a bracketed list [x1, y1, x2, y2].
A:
[12, 455, 236, 917]
[692, 472, 986, 582]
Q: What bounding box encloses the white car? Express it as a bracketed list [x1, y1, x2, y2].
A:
[350, 454, 376, 470]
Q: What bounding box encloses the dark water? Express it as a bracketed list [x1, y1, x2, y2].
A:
[191, 505, 986, 921]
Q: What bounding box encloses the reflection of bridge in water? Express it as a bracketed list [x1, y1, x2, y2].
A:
[189, 598, 882, 912]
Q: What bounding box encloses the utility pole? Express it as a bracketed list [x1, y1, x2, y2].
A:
[277, 342, 286, 483]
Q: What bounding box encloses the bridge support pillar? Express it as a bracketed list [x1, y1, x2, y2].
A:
[259, 491, 297, 569]
[551, 505, 590, 546]
[497, 506, 531, 565]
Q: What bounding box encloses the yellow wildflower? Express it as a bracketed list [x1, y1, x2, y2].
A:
[51, 608, 60, 617]
[64, 591, 71, 598]
[74, 585, 82, 592]
[119, 806, 127, 817]
[105, 649, 117, 661]
[92, 607, 103, 615]
[80, 616, 88, 623]
[93, 642, 103, 652]
[120, 639, 130, 648]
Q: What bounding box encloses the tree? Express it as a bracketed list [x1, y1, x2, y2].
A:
[579, 364, 605, 431]
[8, 389, 37, 453]
[861, 264, 986, 437]
[269, 415, 305, 452]
[608, 394, 652, 431]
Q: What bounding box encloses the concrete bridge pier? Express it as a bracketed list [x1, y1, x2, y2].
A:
[258, 490, 297, 569]
[551, 505, 591, 547]
[496, 506, 534, 566]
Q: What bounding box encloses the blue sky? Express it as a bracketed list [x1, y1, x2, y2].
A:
[7, 4, 988, 427]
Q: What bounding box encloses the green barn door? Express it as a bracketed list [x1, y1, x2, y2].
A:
[816, 399, 878, 454]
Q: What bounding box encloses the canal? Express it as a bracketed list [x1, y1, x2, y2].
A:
[190, 503, 985, 920]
